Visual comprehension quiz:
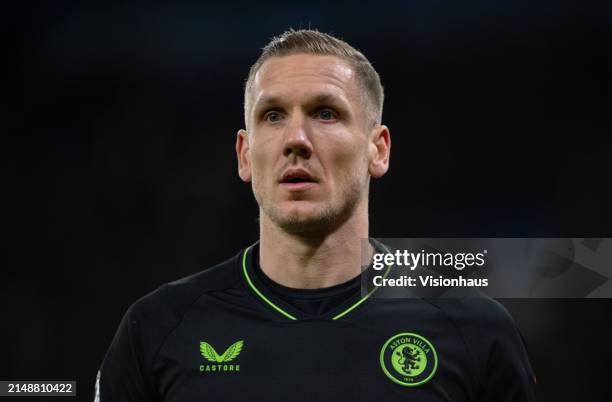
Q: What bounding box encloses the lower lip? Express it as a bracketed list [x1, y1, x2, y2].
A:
[280, 182, 317, 191]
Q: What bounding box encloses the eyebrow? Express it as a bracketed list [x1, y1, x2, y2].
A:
[254, 92, 348, 112]
[254, 96, 283, 111]
[311, 93, 342, 105]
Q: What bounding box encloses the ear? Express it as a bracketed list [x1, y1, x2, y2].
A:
[236, 129, 252, 182]
[368, 125, 391, 178]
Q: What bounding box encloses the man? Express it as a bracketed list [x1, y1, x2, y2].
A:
[96, 29, 537, 401]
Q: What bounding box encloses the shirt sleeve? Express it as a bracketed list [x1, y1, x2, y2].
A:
[96, 306, 158, 402]
[429, 297, 538, 402]
[480, 320, 537, 402]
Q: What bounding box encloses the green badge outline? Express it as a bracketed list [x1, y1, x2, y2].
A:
[379, 332, 438, 387]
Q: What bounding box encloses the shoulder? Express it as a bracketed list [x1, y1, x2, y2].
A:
[424, 296, 534, 389]
[128, 249, 243, 322]
[424, 295, 518, 336]
[99, 249, 248, 390]
[109, 250, 246, 368]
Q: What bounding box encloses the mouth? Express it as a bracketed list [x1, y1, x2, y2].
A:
[279, 169, 318, 190]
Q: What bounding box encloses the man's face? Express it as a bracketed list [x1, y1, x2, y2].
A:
[236, 54, 389, 234]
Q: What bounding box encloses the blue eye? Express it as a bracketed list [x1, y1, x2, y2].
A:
[318, 109, 336, 120]
[264, 111, 283, 123]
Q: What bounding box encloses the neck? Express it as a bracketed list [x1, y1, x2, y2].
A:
[258, 199, 373, 289]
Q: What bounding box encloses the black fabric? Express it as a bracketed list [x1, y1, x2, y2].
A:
[97, 244, 538, 402]
[252, 245, 361, 317]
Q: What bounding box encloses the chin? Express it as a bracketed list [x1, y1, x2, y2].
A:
[267, 202, 335, 235]
[281, 206, 324, 225]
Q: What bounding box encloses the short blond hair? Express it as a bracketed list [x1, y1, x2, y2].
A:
[244, 29, 384, 128]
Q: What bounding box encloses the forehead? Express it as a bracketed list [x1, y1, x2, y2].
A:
[251, 54, 359, 106]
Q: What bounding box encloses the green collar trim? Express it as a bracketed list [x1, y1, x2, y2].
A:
[332, 242, 392, 320]
[241, 246, 298, 321]
[241, 243, 392, 322]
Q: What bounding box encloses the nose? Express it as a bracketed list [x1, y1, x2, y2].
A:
[283, 113, 313, 159]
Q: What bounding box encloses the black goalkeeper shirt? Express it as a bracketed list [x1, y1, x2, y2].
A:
[97, 243, 537, 402]
[253, 246, 361, 317]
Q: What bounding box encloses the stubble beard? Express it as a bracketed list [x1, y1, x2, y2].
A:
[255, 169, 370, 236]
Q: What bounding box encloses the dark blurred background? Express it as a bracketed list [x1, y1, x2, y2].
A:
[14, 1, 611, 401]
